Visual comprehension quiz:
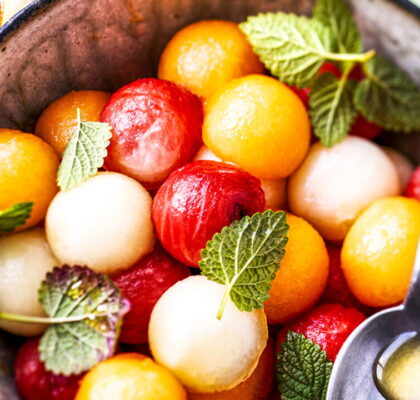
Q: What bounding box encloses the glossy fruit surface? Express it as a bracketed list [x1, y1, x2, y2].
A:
[152, 160, 264, 267]
[203, 75, 310, 180]
[0, 129, 59, 229]
[101, 78, 203, 189]
[264, 213, 329, 324]
[75, 353, 186, 400]
[188, 339, 275, 400]
[149, 276, 268, 393]
[158, 20, 264, 100]
[320, 245, 371, 313]
[46, 172, 155, 274]
[0, 228, 58, 336]
[14, 338, 83, 400]
[112, 245, 191, 344]
[405, 166, 420, 200]
[276, 304, 365, 361]
[288, 137, 400, 242]
[193, 145, 286, 210]
[342, 196, 420, 307]
[35, 91, 110, 155]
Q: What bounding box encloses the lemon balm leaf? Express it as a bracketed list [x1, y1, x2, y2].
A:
[0, 202, 33, 233]
[57, 109, 112, 191]
[276, 331, 333, 400]
[310, 72, 357, 147]
[313, 0, 362, 54]
[38, 265, 130, 376]
[240, 13, 334, 88]
[200, 210, 289, 319]
[354, 55, 420, 133]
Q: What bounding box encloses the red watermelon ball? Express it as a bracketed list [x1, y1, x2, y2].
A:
[276, 303, 365, 362]
[112, 244, 191, 344]
[14, 338, 83, 400]
[152, 160, 265, 267]
[101, 78, 203, 190]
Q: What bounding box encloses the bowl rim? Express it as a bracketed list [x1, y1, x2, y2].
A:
[0, 0, 56, 44]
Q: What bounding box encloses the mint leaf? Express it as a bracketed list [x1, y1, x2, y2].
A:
[38, 265, 129, 376]
[354, 56, 420, 132]
[313, 0, 362, 54]
[57, 109, 112, 191]
[0, 202, 33, 233]
[309, 72, 357, 147]
[277, 331, 333, 400]
[200, 210, 288, 319]
[240, 13, 334, 87]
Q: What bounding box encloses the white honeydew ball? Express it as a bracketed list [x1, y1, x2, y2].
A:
[46, 172, 155, 274]
[149, 275, 268, 393]
[0, 228, 58, 336]
[382, 146, 414, 192]
[288, 137, 400, 242]
[194, 146, 286, 209]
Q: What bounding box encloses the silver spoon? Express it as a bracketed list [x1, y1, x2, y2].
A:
[326, 240, 420, 400]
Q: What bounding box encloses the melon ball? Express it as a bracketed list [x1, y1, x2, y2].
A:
[288, 137, 400, 242]
[149, 276, 268, 393]
[260, 179, 287, 210]
[194, 145, 286, 210]
[382, 146, 414, 192]
[46, 172, 155, 274]
[0, 228, 58, 336]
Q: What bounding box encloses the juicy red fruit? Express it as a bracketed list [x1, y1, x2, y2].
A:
[101, 78, 203, 189]
[276, 304, 365, 361]
[153, 160, 265, 267]
[112, 245, 191, 344]
[405, 166, 420, 201]
[320, 245, 372, 314]
[14, 338, 83, 400]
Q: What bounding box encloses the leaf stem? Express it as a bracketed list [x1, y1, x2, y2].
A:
[0, 311, 105, 324]
[217, 286, 232, 320]
[325, 49, 376, 63]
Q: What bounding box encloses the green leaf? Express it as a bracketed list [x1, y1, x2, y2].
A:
[313, 0, 362, 54]
[354, 55, 420, 132]
[0, 202, 33, 233]
[277, 331, 333, 400]
[200, 210, 289, 319]
[240, 13, 334, 87]
[309, 72, 357, 147]
[57, 109, 112, 191]
[38, 265, 130, 376]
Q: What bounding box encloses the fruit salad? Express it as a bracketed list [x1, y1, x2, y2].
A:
[1, 0, 420, 399]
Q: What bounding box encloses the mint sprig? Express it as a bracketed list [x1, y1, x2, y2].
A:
[277, 331, 333, 400]
[309, 72, 357, 147]
[241, 0, 420, 147]
[354, 56, 420, 132]
[0, 265, 129, 375]
[240, 13, 335, 88]
[313, 0, 362, 55]
[0, 202, 33, 233]
[38, 265, 129, 375]
[57, 109, 112, 191]
[200, 210, 288, 319]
